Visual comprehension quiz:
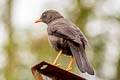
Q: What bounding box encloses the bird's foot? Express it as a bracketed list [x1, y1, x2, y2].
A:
[55, 63, 62, 67]
[52, 63, 62, 67]
[66, 67, 72, 71]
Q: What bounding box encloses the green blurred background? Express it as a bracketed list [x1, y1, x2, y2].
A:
[0, 0, 120, 80]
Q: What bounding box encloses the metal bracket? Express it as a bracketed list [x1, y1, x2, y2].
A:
[31, 61, 86, 80]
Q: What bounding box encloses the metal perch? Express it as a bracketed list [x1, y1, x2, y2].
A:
[31, 61, 86, 80]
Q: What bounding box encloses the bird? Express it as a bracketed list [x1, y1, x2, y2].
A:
[34, 10, 94, 75]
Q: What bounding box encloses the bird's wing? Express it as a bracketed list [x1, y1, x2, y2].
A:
[47, 19, 88, 46]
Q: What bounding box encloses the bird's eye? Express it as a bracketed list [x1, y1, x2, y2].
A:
[42, 13, 46, 17]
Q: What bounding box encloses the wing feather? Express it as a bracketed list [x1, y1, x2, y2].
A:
[47, 19, 88, 45]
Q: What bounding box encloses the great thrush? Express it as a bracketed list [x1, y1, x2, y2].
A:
[35, 10, 94, 75]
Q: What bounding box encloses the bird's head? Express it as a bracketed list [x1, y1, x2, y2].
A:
[35, 10, 63, 24]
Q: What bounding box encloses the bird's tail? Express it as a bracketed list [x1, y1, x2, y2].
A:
[68, 41, 94, 75]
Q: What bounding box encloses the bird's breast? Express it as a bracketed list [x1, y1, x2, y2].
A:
[48, 35, 72, 56]
[48, 35, 61, 51]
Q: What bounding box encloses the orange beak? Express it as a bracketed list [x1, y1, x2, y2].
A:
[34, 18, 43, 23]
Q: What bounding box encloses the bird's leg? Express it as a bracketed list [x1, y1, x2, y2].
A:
[66, 56, 74, 71]
[52, 50, 62, 66]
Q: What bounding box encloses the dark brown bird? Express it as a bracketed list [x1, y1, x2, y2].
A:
[35, 10, 94, 75]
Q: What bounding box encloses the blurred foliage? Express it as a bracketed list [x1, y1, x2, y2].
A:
[66, 0, 94, 31]
[116, 42, 120, 80]
[3, 0, 17, 80]
[30, 36, 56, 62]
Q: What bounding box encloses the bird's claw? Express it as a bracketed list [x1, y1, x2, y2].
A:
[66, 67, 72, 71]
[52, 63, 62, 67]
[55, 64, 62, 67]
